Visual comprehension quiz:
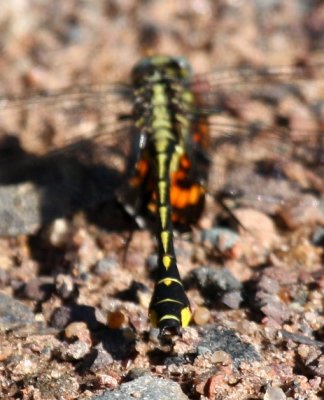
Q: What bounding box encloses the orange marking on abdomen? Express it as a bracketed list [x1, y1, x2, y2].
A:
[129, 158, 149, 187]
[189, 184, 204, 205]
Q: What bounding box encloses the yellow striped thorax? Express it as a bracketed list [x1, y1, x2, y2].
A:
[131, 56, 194, 174]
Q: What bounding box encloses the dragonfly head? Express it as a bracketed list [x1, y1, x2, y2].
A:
[132, 55, 192, 85]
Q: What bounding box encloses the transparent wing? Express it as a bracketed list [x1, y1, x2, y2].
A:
[0, 83, 132, 153]
[192, 53, 324, 96]
[0, 60, 323, 237]
[0, 83, 135, 235]
[188, 56, 324, 234]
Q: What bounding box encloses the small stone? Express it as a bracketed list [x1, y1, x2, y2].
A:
[264, 386, 287, 400]
[126, 368, 150, 381]
[47, 218, 69, 247]
[149, 328, 160, 344]
[221, 290, 243, 309]
[65, 321, 91, 344]
[57, 340, 90, 361]
[205, 366, 233, 398]
[258, 275, 280, 295]
[278, 194, 324, 230]
[94, 256, 120, 280]
[55, 273, 77, 300]
[89, 343, 114, 372]
[234, 208, 277, 250]
[201, 227, 240, 252]
[189, 266, 242, 303]
[192, 306, 211, 326]
[297, 345, 323, 377]
[0, 182, 42, 236]
[0, 293, 35, 332]
[197, 326, 260, 367]
[91, 374, 189, 400]
[94, 373, 119, 390]
[261, 300, 290, 324]
[107, 310, 126, 329]
[211, 350, 232, 364]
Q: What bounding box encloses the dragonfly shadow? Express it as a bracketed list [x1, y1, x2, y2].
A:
[0, 134, 130, 236]
[0, 133, 140, 277]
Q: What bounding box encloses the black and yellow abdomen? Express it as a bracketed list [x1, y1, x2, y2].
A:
[130, 56, 208, 337]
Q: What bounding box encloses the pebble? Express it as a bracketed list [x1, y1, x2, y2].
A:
[191, 266, 242, 292]
[261, 300, 291, 325]
[221, 290, 243, 309]
[210, 350, 232, 364]
[88, 342, 114, 372]
[47, 218, 70, 247]
[55, 273, 77, 300]
[65, 321, 91, 344]
[192, 306, 211, 326]
[148, 328, 160, 344]
[91, 374, 189, 400]
[201, 227, 240, 252]
[94, 256, 120, 280]
[94, 373, 119, 390]
[0, 292, 35, 332]
[0, 183, 42, 236]
[234, 208, 278, 256]
[107, 310, 126, 329]
[197, 326, 260, 367]
[278, 194, 324, 230]
[57, 340, 90, 361]
[126, 368, 151, 381]
[264, 386, 287, 400]
[189, 266, 242, 304]
[258, 275, 280, 295]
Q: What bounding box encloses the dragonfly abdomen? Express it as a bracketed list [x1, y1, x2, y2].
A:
[131, 56, 197, 336]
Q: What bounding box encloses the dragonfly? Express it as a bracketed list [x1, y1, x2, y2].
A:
[0, 55, 323, 338]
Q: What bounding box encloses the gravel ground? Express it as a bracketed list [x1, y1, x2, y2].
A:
[0, 1, 323, 399]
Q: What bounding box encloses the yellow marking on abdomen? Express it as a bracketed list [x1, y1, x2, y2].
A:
[162, 255, 171, 269]
[158, 180, 167, 204]
[159, 206, 168, 229]
[157, 153, 168, 180]
[160, 230, 170, 254]
[157, 277, 182, 287]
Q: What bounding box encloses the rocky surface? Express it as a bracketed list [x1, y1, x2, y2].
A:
[0, 1, 323, 399]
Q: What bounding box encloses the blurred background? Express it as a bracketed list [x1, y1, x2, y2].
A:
[1, 0, 323, 92]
